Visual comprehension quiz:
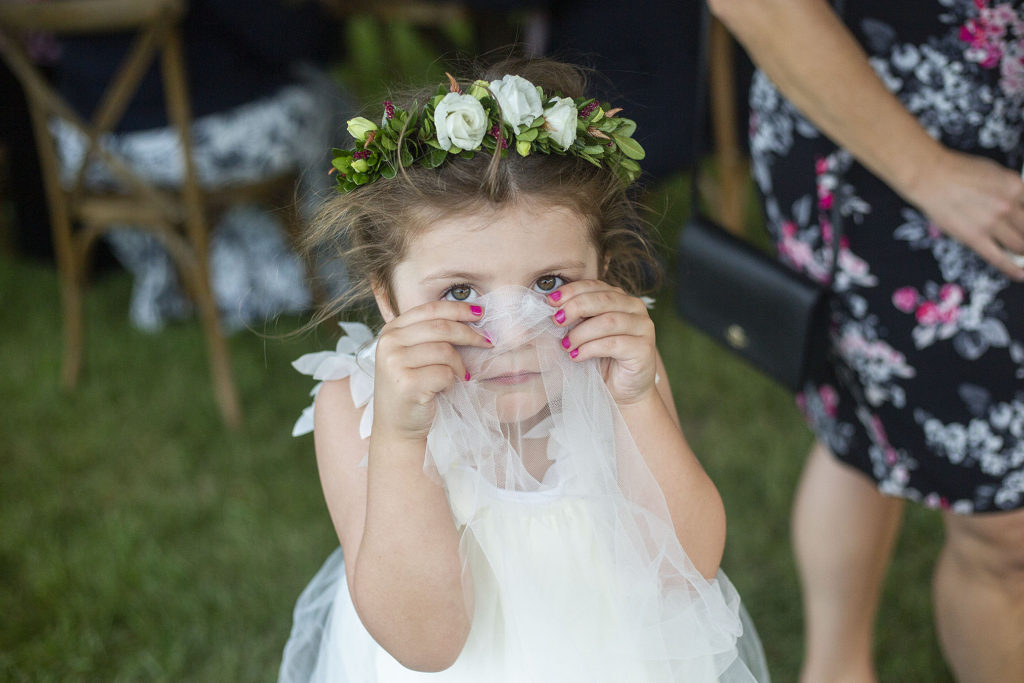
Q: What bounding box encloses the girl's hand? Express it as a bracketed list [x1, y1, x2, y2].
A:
[906, 149, 1024, 281]
[548, 280, 657, 406]
[373, 301, 491, 441]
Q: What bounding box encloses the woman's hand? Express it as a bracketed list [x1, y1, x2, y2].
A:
[373, 301, 491, 441]
[903, 150, 1024, 281]
[547, 281, 657, 406]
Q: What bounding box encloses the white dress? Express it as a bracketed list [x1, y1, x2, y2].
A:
[280, 288, 771, 682]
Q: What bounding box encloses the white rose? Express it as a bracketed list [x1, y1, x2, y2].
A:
[489, 74, 543, 134]
[434, 92, 487, 152]
[544, 96, 578, 150]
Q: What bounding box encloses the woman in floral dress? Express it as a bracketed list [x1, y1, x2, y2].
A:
[712, 1, 1024, 681]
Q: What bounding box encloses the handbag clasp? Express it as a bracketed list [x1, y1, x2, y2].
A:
[726, 324, 749, 349]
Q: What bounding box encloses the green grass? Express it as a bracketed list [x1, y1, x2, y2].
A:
[0, 173, 952, 681]
[0, 259, 336, 680]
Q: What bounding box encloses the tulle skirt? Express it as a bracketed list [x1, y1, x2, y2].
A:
[280, 487, 770, 682]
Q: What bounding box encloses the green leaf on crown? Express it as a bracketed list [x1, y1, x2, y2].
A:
[517, 127, 539, 143]
[399, 144, 414, 168]
[612, 134, 645, 160]
[421, 146, 448, 168]
[614, 118, 637, 138]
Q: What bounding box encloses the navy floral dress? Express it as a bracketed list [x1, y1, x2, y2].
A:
[749, 0, 1024, 514]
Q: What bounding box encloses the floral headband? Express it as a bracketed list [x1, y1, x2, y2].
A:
[331, 73, 645, 192]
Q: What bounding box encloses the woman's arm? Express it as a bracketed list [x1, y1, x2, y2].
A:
[710, 0, 1024, 279]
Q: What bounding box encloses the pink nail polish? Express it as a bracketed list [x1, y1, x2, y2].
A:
[554, 310, 566, 324]
[465, 371, 471, 381]
[470, 305, 482, 316]
[569, 348, 579, 359]
[549, 290, 562, 303]
[561, 336, 571, 349]
[484, 334, 493, 345]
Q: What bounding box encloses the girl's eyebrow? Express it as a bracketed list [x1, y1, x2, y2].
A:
[421, 270, 483, 284]
[422, 261, 589, 284]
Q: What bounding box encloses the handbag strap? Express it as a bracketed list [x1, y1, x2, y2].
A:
[690, 0, 846, 284]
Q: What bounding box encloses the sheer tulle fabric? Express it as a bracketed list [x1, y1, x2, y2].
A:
[281, 287, 770, 682]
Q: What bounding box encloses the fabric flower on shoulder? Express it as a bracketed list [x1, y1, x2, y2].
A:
[292, 322, 376, 438]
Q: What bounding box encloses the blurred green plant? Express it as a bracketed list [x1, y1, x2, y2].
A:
[333, 13, 475, 105]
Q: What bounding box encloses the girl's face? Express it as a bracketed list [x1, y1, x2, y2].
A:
[379, 201, 601, 318]
[376, 202, 602, 425]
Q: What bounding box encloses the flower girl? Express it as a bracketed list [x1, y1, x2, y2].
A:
[280, 57, 770, 682]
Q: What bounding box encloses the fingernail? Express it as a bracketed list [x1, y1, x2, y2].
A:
[470, 305, 482, 316]
[561, 335, 571, 349]
[569, 348, 579, 359]
[484, 333, 493, 345]
[554, 309, 566, 324]
[549, 290, 562, 303]
[464, 371, 471, 381]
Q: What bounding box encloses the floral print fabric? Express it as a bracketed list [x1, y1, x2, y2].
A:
[749, 0, 1024, 513]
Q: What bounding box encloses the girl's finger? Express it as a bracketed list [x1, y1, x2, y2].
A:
[386, 300, 485, 331]
[394, 341, 470, 379]
[562, 311, 653, 350]
[567, 333, 650, 366]
[402, 364, 463, 399]
[546, 279, 620, 306]
[386, 317, 492, 349]
[551, 288, 646, 328]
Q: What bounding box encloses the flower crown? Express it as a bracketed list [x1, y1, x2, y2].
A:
[331, 73, 645, 193]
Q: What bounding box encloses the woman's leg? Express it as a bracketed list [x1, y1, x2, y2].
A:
[793, 440, 905, 683]
[934, 507, 1024, 683]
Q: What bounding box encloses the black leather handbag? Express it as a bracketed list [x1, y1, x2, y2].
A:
[676, 215, 836, 391]
[674, 4, 841, 392]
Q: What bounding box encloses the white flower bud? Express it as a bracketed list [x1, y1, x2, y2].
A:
[489, 74, 543, 134]
[544, 96, 578, 151]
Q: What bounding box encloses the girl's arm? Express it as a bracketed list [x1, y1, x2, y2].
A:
[313, 301, 490, 672]
[553, 284, 726, 578]
[710, 0, 1024, 279]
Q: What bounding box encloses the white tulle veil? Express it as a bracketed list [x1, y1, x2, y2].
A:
[280, 286, 770, 682]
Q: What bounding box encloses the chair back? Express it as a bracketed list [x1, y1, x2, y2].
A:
[0, 0, 246, 428]
[0, 0, 204, 241]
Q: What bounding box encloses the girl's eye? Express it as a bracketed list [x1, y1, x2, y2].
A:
[533, 275, 566, 293]
[444, 284, 479, 302]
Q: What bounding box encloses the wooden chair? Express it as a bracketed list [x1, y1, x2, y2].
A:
[0, 0, 303, 429]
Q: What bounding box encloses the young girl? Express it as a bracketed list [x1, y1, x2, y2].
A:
[280, 57, 769, 682]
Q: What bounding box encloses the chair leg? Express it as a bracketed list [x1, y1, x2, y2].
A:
[58, 255, 84, 389]
[160, 228, 242, 429]
[160, 26, 242, 429]
[193, 269, 242, 429]
[24, 97, 85, 389]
